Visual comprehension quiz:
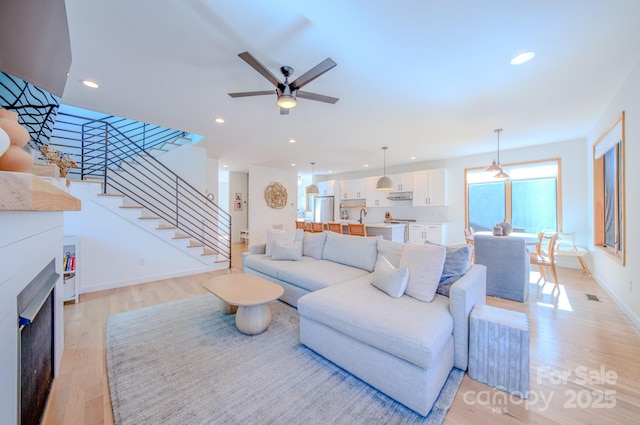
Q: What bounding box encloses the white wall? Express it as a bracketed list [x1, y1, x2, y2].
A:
[64, 181, 212, 293]
[229, 171, 248, 243]
[248, 166, 298, 245]
[587, 60, 640, 328]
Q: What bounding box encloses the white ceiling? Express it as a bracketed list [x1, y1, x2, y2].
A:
[62, 0, 640, 178]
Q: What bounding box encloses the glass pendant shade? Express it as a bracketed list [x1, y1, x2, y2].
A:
[376, 146, 393, 190]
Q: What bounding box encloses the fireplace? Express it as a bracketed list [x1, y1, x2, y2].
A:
[17, 259, 59, 425]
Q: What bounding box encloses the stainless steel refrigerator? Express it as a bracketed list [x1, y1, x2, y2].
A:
[314, 196, 334, 222]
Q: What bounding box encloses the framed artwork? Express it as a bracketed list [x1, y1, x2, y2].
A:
[234, 200, 243, 211]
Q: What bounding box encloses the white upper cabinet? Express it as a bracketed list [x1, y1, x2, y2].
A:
[388, 172, 413, 192]
[317, 180, 335, 196]
[339, 178, 366, 200]
[412, 168, 448, 206]
[365, 176, 391, 207]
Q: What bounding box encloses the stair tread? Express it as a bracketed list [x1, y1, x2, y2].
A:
[97, 193, 125, 197]
[188, 241, 205, 247]
[139, 216, 161, 220]
[173, 234, 190, 239]
[119, 205, 144, 209]
[157, 225, 176, 230]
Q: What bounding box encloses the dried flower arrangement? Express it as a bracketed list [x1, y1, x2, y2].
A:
[40, 145, 77, 178]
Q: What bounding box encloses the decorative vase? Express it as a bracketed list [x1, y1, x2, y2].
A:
[492, 224, 503, 236]
[499, 221, 513, 235]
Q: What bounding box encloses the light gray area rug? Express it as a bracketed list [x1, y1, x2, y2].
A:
[106, 295, 463, 425]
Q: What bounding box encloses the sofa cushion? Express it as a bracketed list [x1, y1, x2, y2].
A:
[298, 277, 453, 369]
[303, 231, 327, 260]
[371, 256, 409, 298]
[243, 254, 315, 278]
[270, 240, 303, 261]
[400, 243, 446, 303]
[322, 231, 379, 272]
[278, 260, 371, 292]
[265, 228, 303, 257]
[376, 238, 405, 268]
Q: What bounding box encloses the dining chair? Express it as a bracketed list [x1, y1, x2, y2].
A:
[295, 221, 308, 231]
[348, 223, 366, 237]
[529, 231, 559, 285]
[327, 222, 343, 233]
[464, 227, 475, 263]
[310, 222, 325, 233]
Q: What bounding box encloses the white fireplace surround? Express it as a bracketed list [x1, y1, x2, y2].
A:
[0, 211, 66, 424]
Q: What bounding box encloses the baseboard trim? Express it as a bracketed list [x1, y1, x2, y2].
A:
[592, 272, 640, 331]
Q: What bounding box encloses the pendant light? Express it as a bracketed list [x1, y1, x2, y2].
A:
[306, 162, 319, 195]
[486, 129, 509, 178]
[376, 146, 393, 190]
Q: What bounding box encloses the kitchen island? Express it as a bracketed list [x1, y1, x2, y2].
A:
[337, 221, 405, 242]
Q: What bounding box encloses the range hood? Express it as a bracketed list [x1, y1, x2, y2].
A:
[387, 191, 413, 201]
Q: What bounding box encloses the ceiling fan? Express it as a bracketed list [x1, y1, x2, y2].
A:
[229, 51, 339, 115]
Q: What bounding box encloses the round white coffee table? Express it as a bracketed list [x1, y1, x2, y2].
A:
[204, 274, 284, 335]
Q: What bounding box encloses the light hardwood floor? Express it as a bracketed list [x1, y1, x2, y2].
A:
[43, 244, 640, 424]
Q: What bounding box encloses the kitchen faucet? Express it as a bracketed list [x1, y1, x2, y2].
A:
[358, 208, 367, 224]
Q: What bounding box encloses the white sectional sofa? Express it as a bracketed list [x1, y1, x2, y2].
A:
[242, 229, 486, 416]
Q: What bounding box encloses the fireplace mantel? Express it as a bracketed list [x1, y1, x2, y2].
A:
[0, 171, 81, 211]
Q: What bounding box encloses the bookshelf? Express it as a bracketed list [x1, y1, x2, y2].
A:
[63, 235, 79, 303]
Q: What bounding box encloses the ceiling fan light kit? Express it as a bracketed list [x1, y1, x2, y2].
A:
[376, 146, 393, 190]
[229, 51, 338, 114]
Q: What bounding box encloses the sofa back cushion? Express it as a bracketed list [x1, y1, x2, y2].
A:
[303, 231, 327, 260]
[376, 238, 405, 268]
[322, 231, 379, 272]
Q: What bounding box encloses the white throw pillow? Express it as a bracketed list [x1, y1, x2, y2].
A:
[270, 239, 303, 261]
[265, 228, 302, 257]
[371, 256, 409, 298]
[399, 243, 446, 302]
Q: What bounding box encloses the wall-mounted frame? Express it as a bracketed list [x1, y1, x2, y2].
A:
[593, 111, 625, 265]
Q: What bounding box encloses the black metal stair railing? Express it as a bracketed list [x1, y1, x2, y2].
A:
[48, 111, 232, 261]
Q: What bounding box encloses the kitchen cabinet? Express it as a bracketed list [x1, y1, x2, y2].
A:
[408, 223, 447, 245]
[412, 168, 448, 206]
[388, 172, 413, 192]
[317, 180, 335, 196]
[365, 176, 391, 207]
[339, 178, 366, 200]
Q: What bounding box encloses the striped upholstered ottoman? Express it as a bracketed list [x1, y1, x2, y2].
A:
[468, 304, 530, 397]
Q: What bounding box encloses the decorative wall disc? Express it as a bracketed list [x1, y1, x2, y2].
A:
[264, 182, 287, 209]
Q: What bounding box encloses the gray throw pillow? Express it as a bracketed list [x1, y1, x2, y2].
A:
[425, 240, 472, 279]
[270, 240, 303, 261]
[371, 256, 409, 298]
[400, 243, 446, 302]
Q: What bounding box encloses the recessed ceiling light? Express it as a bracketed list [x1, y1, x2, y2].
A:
[410, 156, 416, 160]
[289, 139, 296, 144]
[510, 51, 535, 65]
[291, 163, 296, 167]
[364, 164, 369, 167]
[328, 170, 333, 173]
[81, 79, 99, 89]
[215, 118, 225, 124]
[222, 164, 228, 168]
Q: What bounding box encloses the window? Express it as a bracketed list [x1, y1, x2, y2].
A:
[465, 159, 561, 233]
[593, 112, 625, 265]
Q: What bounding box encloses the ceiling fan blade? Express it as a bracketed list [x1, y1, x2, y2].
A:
[228, 90, 275, 98]
[280, 108, 290, 115]
[297, 90, 339, 104]
[238, 52, 282, 88]
[290, 58, 337, 90]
